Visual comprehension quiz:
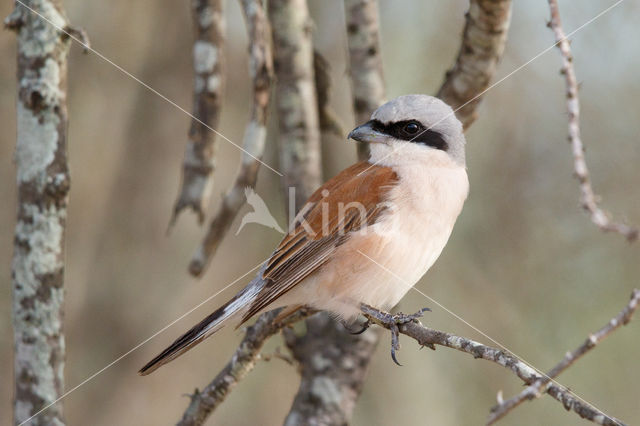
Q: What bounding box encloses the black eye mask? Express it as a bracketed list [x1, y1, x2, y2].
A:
[369, 119, 448, 151]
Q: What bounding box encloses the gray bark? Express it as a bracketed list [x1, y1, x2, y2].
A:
[172, 0, 226, 225]
[543, 0, 637, 242]
[283, 315, 379, 426]
[437, 0, 512, 129]
[176, 309, 311, 426]
[5, 1, 73, 424]
[268, 0, 322, 215]
[344, 0, 386, 160]
[267, 2, 381, 424]
[173, 1, 513, 424]
[359, 301, 634, 426]
[189, 0, 274, 276]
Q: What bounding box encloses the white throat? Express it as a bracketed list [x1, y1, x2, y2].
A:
[368, 140, 461, 170]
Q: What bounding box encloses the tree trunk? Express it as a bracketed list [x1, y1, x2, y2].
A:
[6, 1, 73, 424]
[268, 0, 322, 216]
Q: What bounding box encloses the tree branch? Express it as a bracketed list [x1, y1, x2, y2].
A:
[176, 308, 312, 426]
[344, 0, 386, 160]
[176, 2, 514, 423]
[282, 314, 379, 425]
[189, 0, 273, 276]
[269, 0, 322, 215]
[487, 288, 640, 425]
[546, 0, 638, 242]
[267, 2, 383, 423]
[362, 294, 637, 426]
[7, 0, 75, 424]
[171, 0, 225, 226]
[437, 0, 512, 129]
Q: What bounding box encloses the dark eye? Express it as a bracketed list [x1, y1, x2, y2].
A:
[403, 122, 420, 134]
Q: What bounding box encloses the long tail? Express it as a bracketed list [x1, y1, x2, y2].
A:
[138, 279, 264, 375]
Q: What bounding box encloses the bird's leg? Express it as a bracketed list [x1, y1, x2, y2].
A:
[360, 303, 431, 366]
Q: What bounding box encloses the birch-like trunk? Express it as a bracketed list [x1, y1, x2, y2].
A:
[171, 0, 226, 225]
[268, 0, 322, 215]
[6, 1, 73, 424]
[344, 0, 386, 160]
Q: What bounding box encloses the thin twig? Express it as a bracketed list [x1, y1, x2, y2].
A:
[171, 0, 225, 226]
[179, 2, 515, 424]
[189, 0, 274, 276]
[362, 296, 636, 426]
[344, 0, 386, 159]
[176, 308, 312, 426]
[437, 0, 512, 129]
[547, 0, 638, 242]
[487, 288, 640, 425]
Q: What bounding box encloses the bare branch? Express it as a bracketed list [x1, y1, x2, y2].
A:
[7, 0, 74, 423]
[487, 288, 640, 425]
[268, 2, 388, 423]
[362, 300, 633, 426]
[180, 2, 515, 424]
[171, 0, 225, 226]
[546, 0, 638, 242]
[437, 0, 512, 129]
[269, 0, 323, 215]
[62, 24, 90, 53]
[283, 314, 380, 425]
[176, 308, 312, 426]
[189, 0, 273, 277]
[344, 0, 386, 160]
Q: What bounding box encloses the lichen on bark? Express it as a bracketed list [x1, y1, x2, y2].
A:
[7, 0, 73, 424]
[437, 0, 512, 129]
[171, 0, 226, 225]
[189, 0, 273, 277]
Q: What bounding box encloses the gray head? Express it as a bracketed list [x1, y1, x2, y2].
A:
[348, 95, 466, 165]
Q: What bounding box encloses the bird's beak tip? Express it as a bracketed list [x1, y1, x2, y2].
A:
[348, 122, 376, 143]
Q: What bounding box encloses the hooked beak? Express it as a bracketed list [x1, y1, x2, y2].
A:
[347, 120, 387, 144]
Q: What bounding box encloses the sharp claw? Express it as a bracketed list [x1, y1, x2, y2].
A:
[360, 304, 431, 366]
[391, 348, 402, 366]
[390, 323, 402, 366]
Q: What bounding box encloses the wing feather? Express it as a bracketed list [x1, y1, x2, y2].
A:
[241, 161, 398, 322]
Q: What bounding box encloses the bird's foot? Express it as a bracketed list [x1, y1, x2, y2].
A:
[360, 304, 431, 366]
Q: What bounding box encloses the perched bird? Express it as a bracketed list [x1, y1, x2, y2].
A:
[139, 94, 469, 375]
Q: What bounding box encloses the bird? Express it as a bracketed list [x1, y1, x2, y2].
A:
[139, 94, 469, 375]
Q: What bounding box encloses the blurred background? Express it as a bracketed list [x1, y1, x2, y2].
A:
[1, 1, 639, 425]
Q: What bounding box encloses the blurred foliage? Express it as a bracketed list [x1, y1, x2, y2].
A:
[0, 1, 638, 425]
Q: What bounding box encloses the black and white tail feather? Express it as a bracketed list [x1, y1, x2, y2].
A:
[138, 275, 266, 375]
